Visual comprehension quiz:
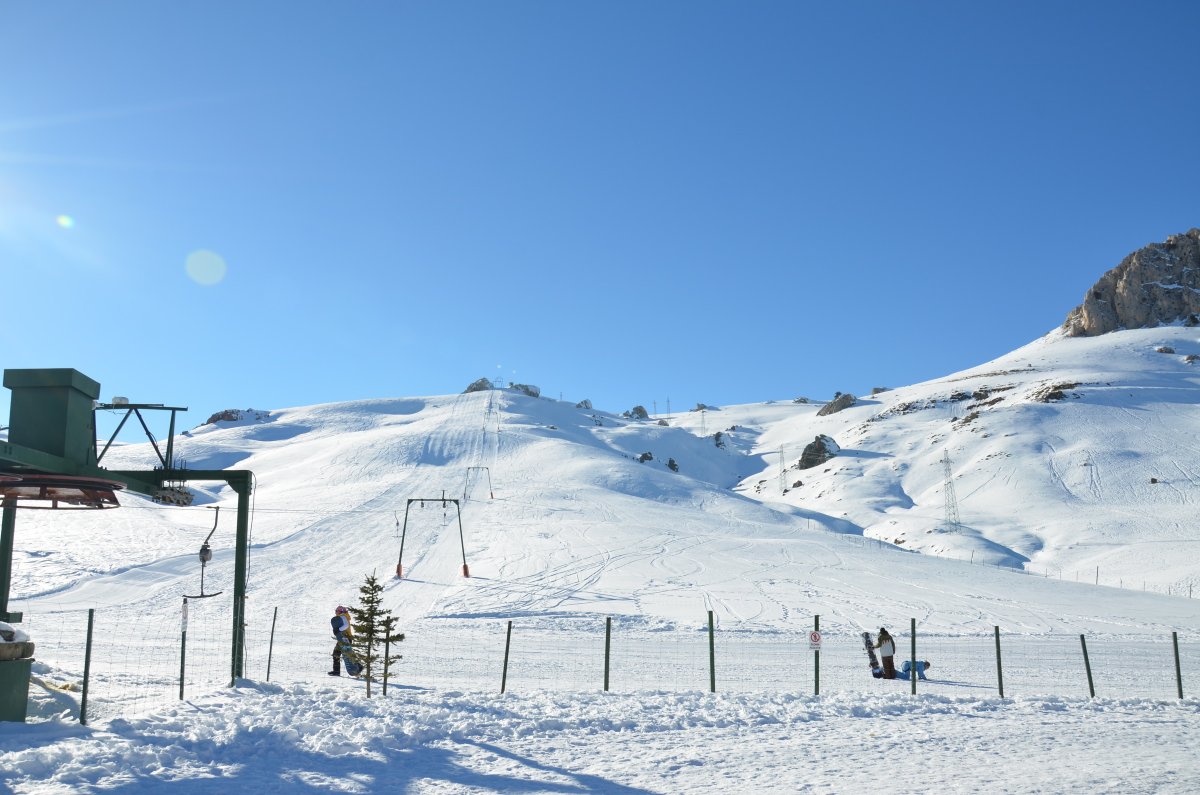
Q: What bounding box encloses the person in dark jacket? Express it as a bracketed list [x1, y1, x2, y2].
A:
[875, 628, 897, 679]
[329, 605, 357, 676]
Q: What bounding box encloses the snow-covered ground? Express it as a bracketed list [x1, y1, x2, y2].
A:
[6, 682, 1200, 794]
[4, 325, 1200, 791]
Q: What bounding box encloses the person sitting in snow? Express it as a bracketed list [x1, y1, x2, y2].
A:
[895, 660, 932, 681]
[329, 605, 358, 676]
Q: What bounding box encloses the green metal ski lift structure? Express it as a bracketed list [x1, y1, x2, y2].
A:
[0, 368, 254, 721]
[395, 496, 469, 579]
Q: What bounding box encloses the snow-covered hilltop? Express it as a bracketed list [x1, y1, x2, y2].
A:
[13, 321, 1200, 640]
[6, 234, 1200, 794]
[9, 230, 1200, 639]
[697, 325, 1200, 596]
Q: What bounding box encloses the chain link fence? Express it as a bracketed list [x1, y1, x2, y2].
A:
[16, 597, 1198, 726]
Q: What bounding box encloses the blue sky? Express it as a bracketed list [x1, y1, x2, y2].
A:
[2, 2, 1198, 438]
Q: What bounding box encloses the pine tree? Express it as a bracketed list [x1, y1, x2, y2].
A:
[348, 570, 405, 696]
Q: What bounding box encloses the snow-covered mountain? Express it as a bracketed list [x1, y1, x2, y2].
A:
[10, 319, 1200, 640]
[7, 244, 1200, 794]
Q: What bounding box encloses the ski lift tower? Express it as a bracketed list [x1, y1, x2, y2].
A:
[0, 368, 255, 722]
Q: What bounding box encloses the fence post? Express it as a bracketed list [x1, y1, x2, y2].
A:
[179, 598, 189, 700]
[80, 608, 95, 726]
[708, 610, 716, 693]
[910, 617, 917, 695]
[994, 626, 1004, 698]
[1173, 631, 1183, 699]
[383, 635, 391, 698]
[1080, 634, 1095, 698]
[604, 617, 611, 692]
[266, 606, 279, 682]
[500, 620, 513, 694]
[814, 614, 820, 696]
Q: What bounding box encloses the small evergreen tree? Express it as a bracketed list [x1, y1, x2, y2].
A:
[348, 570, 405, 696]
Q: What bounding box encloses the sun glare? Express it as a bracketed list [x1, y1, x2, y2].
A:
[55, 214, 75, 229]
[185, 249, 227, 286]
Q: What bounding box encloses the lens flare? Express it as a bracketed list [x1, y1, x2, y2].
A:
[185, 249, 227, 286]
[55, 215, 74, 228]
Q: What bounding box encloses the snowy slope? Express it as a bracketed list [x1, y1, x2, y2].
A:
[694, 325, 1200, 596]
[6, 327, 1200, 793]
[9, 327, 1200, 640]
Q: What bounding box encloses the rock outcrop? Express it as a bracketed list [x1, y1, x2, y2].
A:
[464, 378, 493, 393]
[624, 405, 650, 420]
[205, 408, 269, 425]
[1063, 228, 1200, 336]
[816, 393, 856, 417]
[509, 383, 541, 398]
[798, 435, 840, 469]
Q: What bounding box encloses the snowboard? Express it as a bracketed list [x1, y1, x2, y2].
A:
[336, 638, 363, 677]
[861, 631, 884, 679]
[331, 616, 363, 677]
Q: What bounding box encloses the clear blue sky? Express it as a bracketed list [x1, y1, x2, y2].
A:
[2, 2, 1198, 439]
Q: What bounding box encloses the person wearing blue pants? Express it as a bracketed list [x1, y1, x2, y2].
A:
[895, 660, 932, 681]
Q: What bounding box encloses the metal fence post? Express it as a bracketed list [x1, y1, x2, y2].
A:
[266, 606, 279, 682]
[813, 614, 820, 696]
[179, 598, 189, 700]
[994, 626, 1004, 698]
[80, 609, 94, 726]
[708, 610, 716, 693]
[604, 617, 611, 692]
[910, 617, 917, 695]
[500, 620, 512, 694]
[383, 635, 391, 698]
[1173, 631, 1184, 699]
[1080, 634, 1095, 698]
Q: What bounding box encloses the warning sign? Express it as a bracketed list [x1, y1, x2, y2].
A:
[809, 630, 822, 650]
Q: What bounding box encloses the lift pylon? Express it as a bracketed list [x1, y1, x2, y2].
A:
[395, 497, 469, 579]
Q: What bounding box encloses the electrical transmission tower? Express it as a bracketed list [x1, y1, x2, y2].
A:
[942, 450, 962, 533]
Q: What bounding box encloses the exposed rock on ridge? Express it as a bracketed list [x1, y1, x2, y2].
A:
[1063, 228, 1200, 336]
[798, 434, 840, 470]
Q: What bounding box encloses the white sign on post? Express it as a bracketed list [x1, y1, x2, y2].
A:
[809, 630, 822, 650]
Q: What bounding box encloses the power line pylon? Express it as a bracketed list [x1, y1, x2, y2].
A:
[942, 450, 962, 533]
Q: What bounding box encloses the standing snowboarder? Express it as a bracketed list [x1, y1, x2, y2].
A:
[875, 627, 896, 679]
[329, 605, 361, 676]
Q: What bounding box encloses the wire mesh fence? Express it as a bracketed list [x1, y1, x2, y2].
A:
[18, 595, 233, 723]
[13, 597, 1199, 726]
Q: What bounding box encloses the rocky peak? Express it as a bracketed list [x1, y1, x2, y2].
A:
[1063, 228, 1200, 336]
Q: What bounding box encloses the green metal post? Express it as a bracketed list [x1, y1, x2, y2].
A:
[266, 607, 278, 682]
[179, 599, 188, 700]
[0, 500, 19, 622]
[910, 617, 917, 695]
[708, 610, 716, 693]
[230, 477, 252, 684]
[994, 626, 1004, 698]
[80, 609, 94, 725]
[1080, 634, 1095, 697]
[500, 620, 513, 693]
[814, 614, 820, 696]
[1173, 631, 1183, 699]
[456, 502, 469, 577]
[383, 635, 391, 698]
[396, 501, 412, 578]
[604, 616, 611, 692]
